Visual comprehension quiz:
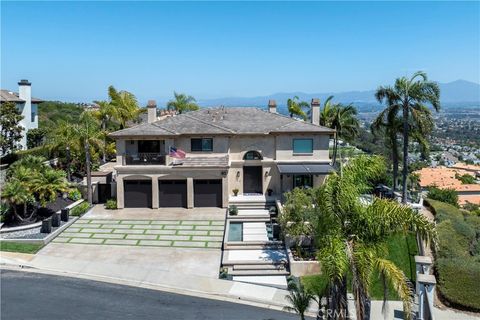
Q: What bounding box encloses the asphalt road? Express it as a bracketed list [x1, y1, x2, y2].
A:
[0, 269, 303, 320]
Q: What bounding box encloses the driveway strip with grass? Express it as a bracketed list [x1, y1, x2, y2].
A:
[53, 218, 225, 249]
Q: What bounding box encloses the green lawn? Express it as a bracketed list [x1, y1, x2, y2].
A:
[301, 233, 418, 300]
[0, 241, 44, 254]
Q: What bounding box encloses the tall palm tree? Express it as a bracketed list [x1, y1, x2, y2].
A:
[371, 110, 402, 192]
[108, 86, 141, 129]
[284, 276, 315, 320]
[319, 97, 359, 166]
[48, 112, 102, 204]
[287, 96, 309, 120]
[92, 100, 116, 162]
[311, 155, 436, 320]
[167, 92, 199, 114]
[375, 71, 440, 203]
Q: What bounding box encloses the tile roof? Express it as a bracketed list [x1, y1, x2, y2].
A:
[0, 89, 44, 103]
[415, 166, 480, 192]
[110, 107, 335, 137]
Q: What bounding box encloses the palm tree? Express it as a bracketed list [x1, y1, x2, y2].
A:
[1, 179, 34, 222]
[319, 97, 359, 166]
[371, 111, 402, 192]
[92, 100, 116, 162]
[375, 71, 440, 203]
[284, 276, 315, 320]
[107, 86, 141, 129]
[312, 155, 436, 320]
[48, 112, 103, 204]
[31, 168, 70, 207]
[167, 92, 199, 114]
[287, 96, 309, 120]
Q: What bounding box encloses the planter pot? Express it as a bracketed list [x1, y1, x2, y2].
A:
[40, 218, 52, 234]
[287, 247, 321, 277]
[61, 208, 70, 222]
[51, 213, 61, 228]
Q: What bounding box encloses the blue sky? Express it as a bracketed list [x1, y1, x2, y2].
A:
[1, 1, 479, 102]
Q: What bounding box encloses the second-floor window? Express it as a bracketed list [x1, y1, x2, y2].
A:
[31, 112, 35, 122]
[191, 138, 213, 152]
[293, 139, 313, 154]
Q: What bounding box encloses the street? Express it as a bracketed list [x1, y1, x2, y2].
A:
[0, 269, 303, 320]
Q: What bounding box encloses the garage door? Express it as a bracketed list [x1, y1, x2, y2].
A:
[124, 180, 152, 208]
[158, 180, 187, 208]
[194, 179, 222, 207]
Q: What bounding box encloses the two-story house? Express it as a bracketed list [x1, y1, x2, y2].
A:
[109, 99, 335, 209]
[0, 79, 43, 150]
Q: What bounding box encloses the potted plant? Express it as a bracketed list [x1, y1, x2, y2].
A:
[229, 205, 238, 216]
[232, 188, 239, 196]
[267, 188, 273, 196]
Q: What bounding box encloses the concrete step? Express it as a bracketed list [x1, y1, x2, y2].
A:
[232, 275, 288, 289]
[233, 264, 285, 271]
[223, 242, 285, 250]
[222, 259, 288, 266]
[228, 268, 289, 276]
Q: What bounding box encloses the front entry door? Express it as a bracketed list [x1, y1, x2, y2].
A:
[243, 166, 262, 194]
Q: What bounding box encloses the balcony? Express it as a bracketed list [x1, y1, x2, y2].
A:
[123, 153, 166, 165]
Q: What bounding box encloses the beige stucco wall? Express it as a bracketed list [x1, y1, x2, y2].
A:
[275, 134, 330, 161]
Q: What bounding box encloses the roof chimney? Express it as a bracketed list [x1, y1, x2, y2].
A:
[311, 98, 320, 125]
[268, 99, 277, 113]
[147, 100, 157, 123]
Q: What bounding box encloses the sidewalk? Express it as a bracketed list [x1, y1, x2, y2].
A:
[1, 251, 479, 320]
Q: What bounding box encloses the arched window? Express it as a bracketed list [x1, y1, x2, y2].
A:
[243, 151, 263, 160]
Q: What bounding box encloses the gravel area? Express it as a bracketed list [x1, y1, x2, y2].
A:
[0, 220, 71, 240]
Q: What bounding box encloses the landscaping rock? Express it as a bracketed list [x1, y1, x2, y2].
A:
[40, 218, 52, 233]
[61, 208, 70, 222]
[51, 213, 61, 227]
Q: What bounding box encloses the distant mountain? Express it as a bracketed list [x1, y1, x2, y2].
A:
[197, 80, 480, 109]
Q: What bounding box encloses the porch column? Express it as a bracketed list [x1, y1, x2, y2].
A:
[222, 175, 228, 208]
[187, 177, 194, 209]
[116, 176, 124, 209]
[152, 176, 159, 209]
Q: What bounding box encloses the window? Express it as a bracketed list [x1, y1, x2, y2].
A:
[243, 151, 263, 160]
[294, 175, 313, 189]
[293, 139, 313, 154]
[138, 140, 160, 153]
[31, 112, 35, 122]
[191, 138, 213, 152]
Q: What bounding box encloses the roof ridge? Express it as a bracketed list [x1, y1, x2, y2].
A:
[254, 106, 335, 132]
[182, 113, 236, 134]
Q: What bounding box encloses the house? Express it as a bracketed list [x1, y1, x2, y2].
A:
[0, 79, 43, 150]
[109, 99, 335, 209]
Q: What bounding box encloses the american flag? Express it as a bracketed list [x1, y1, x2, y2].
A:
[169, 146, 186, 159]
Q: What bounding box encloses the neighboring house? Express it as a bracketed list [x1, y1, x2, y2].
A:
[415, 164, 480, 205]
[109, 99, 335, 209]
[0, 79, 43, 150]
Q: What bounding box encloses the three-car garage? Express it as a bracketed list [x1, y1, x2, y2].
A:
[123, 179, 222, 208]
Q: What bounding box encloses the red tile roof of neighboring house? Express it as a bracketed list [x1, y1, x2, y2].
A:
[415, 165, 480, 192]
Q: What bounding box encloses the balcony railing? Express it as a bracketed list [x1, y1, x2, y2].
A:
[124, 153, 166, 165]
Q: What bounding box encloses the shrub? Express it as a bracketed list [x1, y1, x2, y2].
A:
[455, 173, 476, 185]
[232, 188, 239, 196]
[68, 189, 82, 201]
[228, 205, 238, 216]
[105, 199, 117, 210]
[427, 186, 459, 207]
[427, 199, 480, 311]
[70, 201, 90, 216]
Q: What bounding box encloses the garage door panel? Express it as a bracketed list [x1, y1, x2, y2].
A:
[159, 180, 187, 208]
[194, 179, 222, 207]
[124, 180, 152, 208]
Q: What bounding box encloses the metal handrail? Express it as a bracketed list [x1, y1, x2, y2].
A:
[123, 153, 166, 165]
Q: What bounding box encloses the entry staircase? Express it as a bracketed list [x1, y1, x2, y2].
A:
[223, 194, 289, 289]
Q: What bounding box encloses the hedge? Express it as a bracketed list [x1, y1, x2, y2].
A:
[426, 199, 480, 311]
[0, 146, 51, 165]
[70, 201, 91, 217]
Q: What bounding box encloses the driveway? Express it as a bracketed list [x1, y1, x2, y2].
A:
[32, 206, 226, 279]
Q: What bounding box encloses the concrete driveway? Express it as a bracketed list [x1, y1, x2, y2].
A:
[31, 206, 226, 279]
